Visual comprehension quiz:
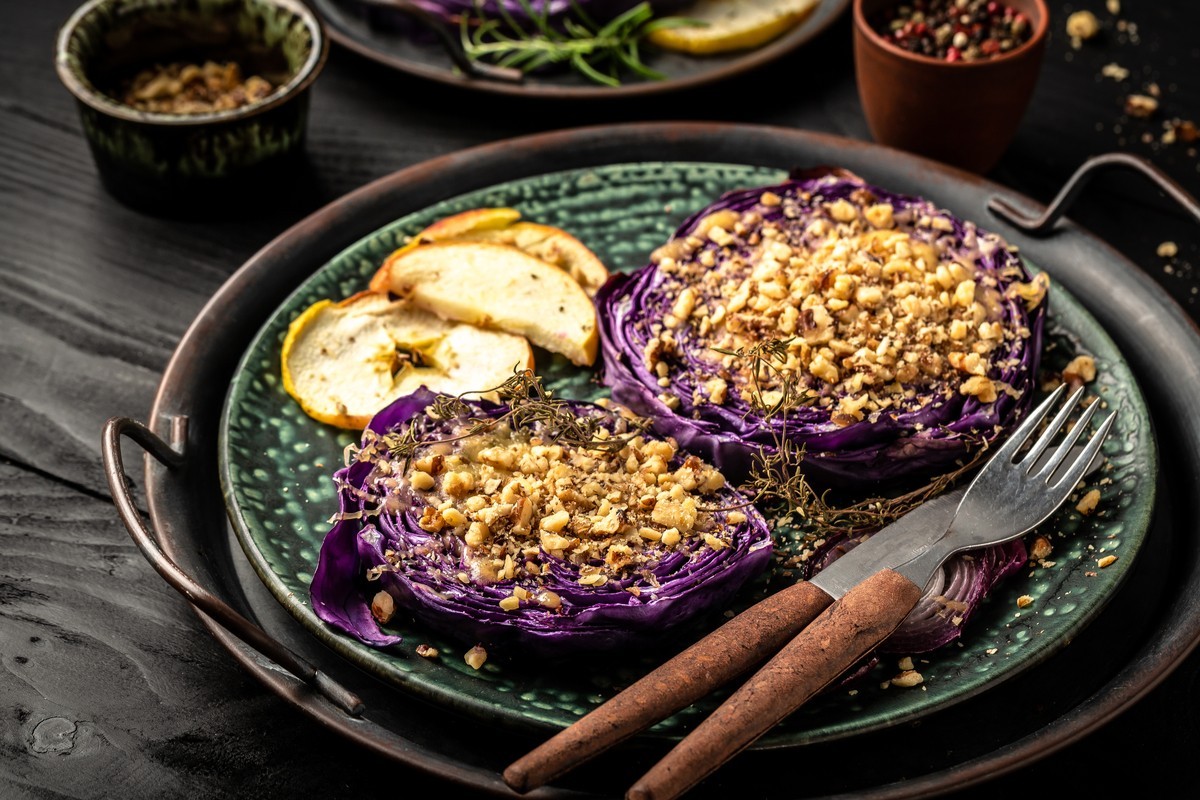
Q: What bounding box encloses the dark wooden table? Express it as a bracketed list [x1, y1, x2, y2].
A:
[3, 1, 1198, 797]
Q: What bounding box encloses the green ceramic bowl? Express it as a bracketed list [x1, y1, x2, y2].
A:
[55, 0, 328, 215]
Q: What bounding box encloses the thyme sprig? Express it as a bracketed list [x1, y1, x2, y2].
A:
[717, 337, 988, 538]
[383, 366, 651, 466]
[459, 0, 698, 87]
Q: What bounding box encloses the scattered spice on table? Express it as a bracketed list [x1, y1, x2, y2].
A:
[872, 0, 1033, 63]
[120, 61, 275, 114]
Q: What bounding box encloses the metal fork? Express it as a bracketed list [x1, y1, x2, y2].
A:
[900, 382, 1118, 578]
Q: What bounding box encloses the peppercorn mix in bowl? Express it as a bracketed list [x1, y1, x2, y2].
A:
[55, 0, 328, 215]
[852, 0, 1048, 173]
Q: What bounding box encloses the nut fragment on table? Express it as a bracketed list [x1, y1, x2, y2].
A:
[1125, 94, 1159, 119]
[1066, 10, 1101, 42]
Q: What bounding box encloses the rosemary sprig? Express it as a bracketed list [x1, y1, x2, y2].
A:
[459, 0, 700, 87]
[383, 366, 651, 465]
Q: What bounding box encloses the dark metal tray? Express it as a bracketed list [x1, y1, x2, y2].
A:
[104, 124, 1200, 799]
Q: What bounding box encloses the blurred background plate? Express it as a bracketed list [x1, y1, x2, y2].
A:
[312, 0, 851, 98]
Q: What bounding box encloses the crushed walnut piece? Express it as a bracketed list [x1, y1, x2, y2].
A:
[892, 669, 924, 688]
[1097, 554, 1118, 568]
[643, 185, 1039, 426]
[1101, 62, 1130, 81]
[415, 644, 440, 659]
[1125, 94, 1159, 119]
[1066, 10, 1100, 43]
[1063, 354, 1097, 385]
[1016, 594, 1033, 608]
[1157, 241, 1179, 258]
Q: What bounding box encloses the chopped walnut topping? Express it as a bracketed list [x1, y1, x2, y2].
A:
[640, 185, 1038, 424]
[1101, 62, 1130, 81]
[1097, 554, 1118, 568]
[120, 60, 275, 114]
[415, 644, 439, 658]
[892, 669, 924, 688]
[1016, 595, 1033, 608]
[387, 419, 739, 595]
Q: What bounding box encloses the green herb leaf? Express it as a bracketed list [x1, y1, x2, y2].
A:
[460, 0, 685, 86]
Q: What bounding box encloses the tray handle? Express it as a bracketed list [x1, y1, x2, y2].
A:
[989, 152, 1200, 234]
[102, 416, 365, 717]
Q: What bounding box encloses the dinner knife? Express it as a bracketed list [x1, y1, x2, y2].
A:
[503, 442, 1102, 795]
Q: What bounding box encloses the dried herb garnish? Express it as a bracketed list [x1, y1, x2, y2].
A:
[383, 366, 651, 465]
[715, 338, 988, 538]
[459, 0, 698, 87]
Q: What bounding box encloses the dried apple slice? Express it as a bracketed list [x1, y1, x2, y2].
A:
[282, 291, 534, 429]
[376, 241, 599, 367]
[370, 209, 610, 296]
[451, 222, 609, 296]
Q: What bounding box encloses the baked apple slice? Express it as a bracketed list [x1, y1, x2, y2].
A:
[373, 242, 599, 367]
[282, 291, 534, 429]
[370, 209, 610, 297]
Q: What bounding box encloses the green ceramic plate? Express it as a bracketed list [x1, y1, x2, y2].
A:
[219, 162, 1157, 746]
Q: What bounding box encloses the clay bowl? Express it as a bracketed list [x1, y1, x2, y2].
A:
[853, 0, 1048, 174]
[55, 0, 328, 216]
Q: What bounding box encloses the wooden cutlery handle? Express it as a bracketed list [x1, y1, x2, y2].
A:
[502, 580, 835, 794]
[626, 569, 923, 800]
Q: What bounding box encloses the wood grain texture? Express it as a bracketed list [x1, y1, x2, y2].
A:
[0, 460, 443, 800]
[2, 0, 1199, 798]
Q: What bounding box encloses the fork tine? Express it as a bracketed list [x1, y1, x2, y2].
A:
[1019, 385, 1085, 472]
[1048, 409, 1118, 491]
[993, 383, 1069, 465]
[1036, 398, 1101, 483]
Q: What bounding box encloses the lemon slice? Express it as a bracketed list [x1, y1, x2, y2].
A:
[648, 0, 819, 55]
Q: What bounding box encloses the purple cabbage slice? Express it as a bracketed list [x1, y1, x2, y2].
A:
[597, 170, 1049, 491]
[310, 387, 773, 656]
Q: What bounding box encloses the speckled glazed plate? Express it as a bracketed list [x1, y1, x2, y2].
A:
[312, 0, 849, 99]
[219, 161, 1156, 747]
